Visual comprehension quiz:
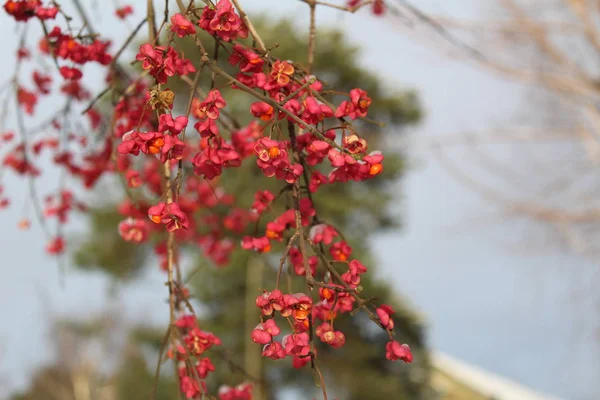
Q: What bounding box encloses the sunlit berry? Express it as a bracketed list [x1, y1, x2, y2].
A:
[268, 147, 280, 158]
[369, 163, 383, 175]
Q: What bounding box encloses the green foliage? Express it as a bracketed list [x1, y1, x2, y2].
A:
[9, 321, 178, 400]
[114, 348, 177, 400]
[10, 366, 75, 400]
[73, 207, 150, 279]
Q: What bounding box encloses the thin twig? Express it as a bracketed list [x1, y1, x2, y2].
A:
[151, 325, 172, 400]
[112, 17, 147, 67]
[299, 0, 373, 13]
[314, 364, 329, 400]
[288, 121, 314, 286]
[275, 232, 299, 289]
[13, 85, 51, 240]
[230, 0, 267, 53]
[147, 0, 158, 44]
[306, 0, 317, 73]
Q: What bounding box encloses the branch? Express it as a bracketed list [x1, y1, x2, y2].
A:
[231, 0, 267, 54]
[432, 143, 600, 224]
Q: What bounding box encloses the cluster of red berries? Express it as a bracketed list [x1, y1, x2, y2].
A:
[2, 0, 412, 398]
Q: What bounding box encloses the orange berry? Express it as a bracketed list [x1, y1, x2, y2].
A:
[260, 107, 274, 121]
[148, 137, 165, 154]
[266, 229, 279, 239]
[152, 137, 165, 147]
[294, 305, 311, 321]
[268, 146, 280, 158]
[18, 219, 30, 230]
[200, 137, 209, 150]
[335, 253, 347, 261]
[295, 310, 309, 321]
[150, 215, 161, 224]
[369, 163, 383, 176]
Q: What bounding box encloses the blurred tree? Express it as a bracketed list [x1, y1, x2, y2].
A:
[9, 315, 178, 400]
[385, 0, 600, 262]
[30, 16, 430, 400]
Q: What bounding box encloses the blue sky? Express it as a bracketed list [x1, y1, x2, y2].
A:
[0, 1, 598, 399]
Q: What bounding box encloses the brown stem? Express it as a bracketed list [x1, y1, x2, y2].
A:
[230, 0, 268, 53]
[307, 0, 317, 73]
[151, 325, 172, 400]
[146, 0, 157, 44]
[306, 278, 357, 293]
[288, 121, 314, 286]
[113, 18, 148, 67]
[174, 68, 202, 199]
[300, 0, 374, 13]
[164, 165, 177, 327]
[275, 232, 300, 289]
[210, 38, 220, 90]
[288, 120, 320, 374]
[314, 364, 329, 400]
[283, 77, 316, 103]
[244, 257, 266, 400]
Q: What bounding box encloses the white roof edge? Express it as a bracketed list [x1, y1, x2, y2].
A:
[430, 351, 564, 400]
